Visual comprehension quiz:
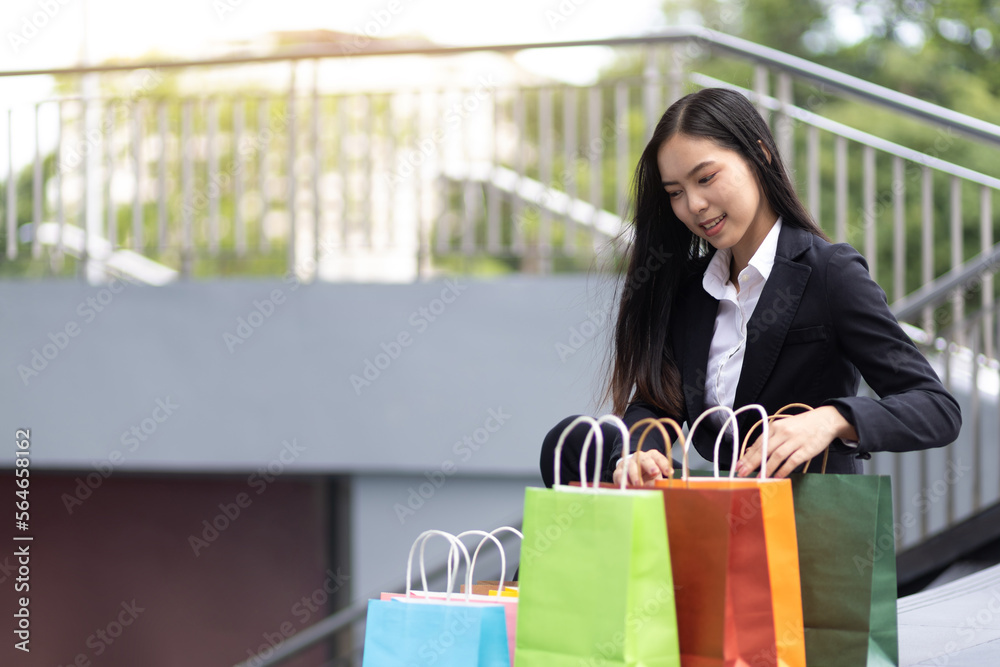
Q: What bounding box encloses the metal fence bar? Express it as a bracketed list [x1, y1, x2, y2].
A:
[80, 99, 89, 276]
[835, 135, 847, 244]
[234, 98, 246, 257]
[807, 124, 819, 224]
[563, 86, 577, 255]
[981, 186, 994, 360]
[951, 176, 964, 346]
[287, 66, 298, 275]
[361, 93, 374, 249]
[207, 98, 219, 254]
[105, 103, 115, 254]
[181, 99, 193, 278]
[971, 321, 982, 512]
[336, 94, 347, 250]
[486, 90, 500, 254]
[776, 72, 793, 176]
[863, 145, 876, 277]
[512, 90, 526, 254]
[56, 101, 64, 260]
[312, 62, 322, 265]
[258, 97, 271, 254]
[157, 101, 167, 253]
[922, 166, 934, 334]
[615, 81, 628, 225]
[893, 156, 905, 301]
[6, 109, 14, 261]
[588, 86, 602, 248]
[753, 65, 769, 125]
[32, 103, 42, 258]
[539, 85, 553, 271]
[133, 98, 144, 252]
[643, 44, 660, 138]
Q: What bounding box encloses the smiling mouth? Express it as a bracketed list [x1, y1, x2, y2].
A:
[700, 214, 726, 231]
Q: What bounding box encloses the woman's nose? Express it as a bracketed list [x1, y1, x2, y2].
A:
[687, 191, 708, 216]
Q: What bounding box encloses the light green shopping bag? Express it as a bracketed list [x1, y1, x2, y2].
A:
[790, 468, 898, 666]
[514, 416, 681, 667]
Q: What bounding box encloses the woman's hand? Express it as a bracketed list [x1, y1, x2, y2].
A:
[612, 449, 674, 487]
[736, 406, 858, 478]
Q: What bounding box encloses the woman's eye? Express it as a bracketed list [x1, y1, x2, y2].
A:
[699, 173, 716, 185]
[667, 190, 682, 199]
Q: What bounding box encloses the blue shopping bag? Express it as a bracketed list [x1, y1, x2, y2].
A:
[363, 598, 509, 667]
[362, 529, 511, 667]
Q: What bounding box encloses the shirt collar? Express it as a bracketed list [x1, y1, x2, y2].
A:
[702, 217, 783, 299]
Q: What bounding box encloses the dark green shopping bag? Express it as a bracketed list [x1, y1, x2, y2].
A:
[789, 473, 898, 666]
[514, 416, 680, 667]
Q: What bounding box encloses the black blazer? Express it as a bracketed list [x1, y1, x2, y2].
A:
[610, 224, 962, 474]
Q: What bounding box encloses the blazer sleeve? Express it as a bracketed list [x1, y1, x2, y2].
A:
[822, 244, 962, 454]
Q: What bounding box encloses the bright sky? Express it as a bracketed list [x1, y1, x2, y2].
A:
[1, 0, 666, 80]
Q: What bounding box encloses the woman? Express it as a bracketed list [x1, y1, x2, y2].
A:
[540, 87, 961, 488]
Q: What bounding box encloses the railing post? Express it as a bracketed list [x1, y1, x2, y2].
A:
[776, 72, 794, 178]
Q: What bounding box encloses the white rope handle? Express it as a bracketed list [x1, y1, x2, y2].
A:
[718, 404, 770, 479]
[469, 527, 523, 594]
[596, 415, 630, 490]
[553, 416, 603, 487]
[404, 530, 471, 603]
[684, 405, 739, 480]
[456, 530, 506, 594]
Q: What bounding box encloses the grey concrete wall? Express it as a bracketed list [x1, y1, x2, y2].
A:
[1, 276, 619, 477]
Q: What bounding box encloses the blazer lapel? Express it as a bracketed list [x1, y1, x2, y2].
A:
[733, 225, 813, 408]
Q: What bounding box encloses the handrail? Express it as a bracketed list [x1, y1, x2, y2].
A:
[689, 73, 1000, 191]
[891, 241, 1000, 321]
[2, 27, 999, 149]
[234, 523, 523, 667]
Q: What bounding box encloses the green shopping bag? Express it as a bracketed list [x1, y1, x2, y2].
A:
[789, 468, 898, 666]
[515, 415, 681, 667]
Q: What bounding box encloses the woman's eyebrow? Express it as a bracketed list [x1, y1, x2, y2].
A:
[662, 160, 717, 186]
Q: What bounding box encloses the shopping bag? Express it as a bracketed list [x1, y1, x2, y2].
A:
[363, 530, 510, 667]
[634, 406, 780, 666]
[382, 528, 520, 667]
[789, 468, 899, 665]
[654, 406, 806, 667]
[515, 415, 681, 667]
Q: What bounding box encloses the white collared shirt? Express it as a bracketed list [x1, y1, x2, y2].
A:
[702, 218, 783, 414]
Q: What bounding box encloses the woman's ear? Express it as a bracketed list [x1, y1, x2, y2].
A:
[757, 139, 772, 164]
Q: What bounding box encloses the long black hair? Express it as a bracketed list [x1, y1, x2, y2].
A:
[604, 87, 828, 416]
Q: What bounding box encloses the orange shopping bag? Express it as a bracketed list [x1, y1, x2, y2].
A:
[626, 406, 791, 666]
[658, 404, 807, 667]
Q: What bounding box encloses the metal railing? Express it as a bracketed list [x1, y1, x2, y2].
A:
[2, 27, 999, 285]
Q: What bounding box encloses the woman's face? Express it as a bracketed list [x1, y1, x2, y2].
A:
[656, 133, 777, 263]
